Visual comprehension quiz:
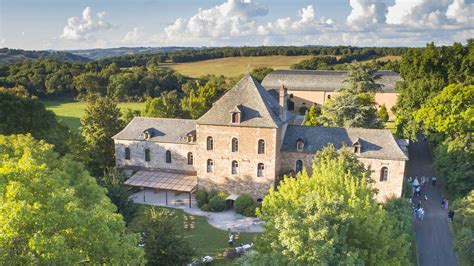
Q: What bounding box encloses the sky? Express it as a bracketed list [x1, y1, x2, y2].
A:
[0, 0, 473, 50]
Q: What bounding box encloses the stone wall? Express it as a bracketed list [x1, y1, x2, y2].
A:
[195, 124, 279, 199]
[278, 151, 406, 202]
[114, 139, 197, 173]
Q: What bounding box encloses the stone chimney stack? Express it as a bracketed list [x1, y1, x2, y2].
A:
[279, 84, 288, 121]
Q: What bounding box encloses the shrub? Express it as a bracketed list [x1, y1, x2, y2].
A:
[209, 195, 226, 212]
[235, 194, 255, 215]
[207, 190, 218, 202]
[244, 204, 258, 217]
[195, 190, 208, 208]
[299, 106, 308, 115]
[200, 204, 212, 212]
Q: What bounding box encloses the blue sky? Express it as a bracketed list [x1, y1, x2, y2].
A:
[1, 0, 472, 50]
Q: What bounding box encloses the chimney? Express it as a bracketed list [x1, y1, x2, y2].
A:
[279, 84, 288, 121]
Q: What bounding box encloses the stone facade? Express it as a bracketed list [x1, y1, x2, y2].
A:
[115, 139, 197, 174]
[196, 124, 279, 199]
[278, 151, 406, 201]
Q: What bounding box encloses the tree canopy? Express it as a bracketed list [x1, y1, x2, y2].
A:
[0, 134, 143, 264]
[81, 96, 124, 175]
[256, 145, 411, 265]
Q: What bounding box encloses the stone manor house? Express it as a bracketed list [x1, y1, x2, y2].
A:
[114, 71, 408, 203]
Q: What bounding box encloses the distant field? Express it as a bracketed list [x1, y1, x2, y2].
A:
[166, 55, 313, 78]
[42, 101, 144, 132]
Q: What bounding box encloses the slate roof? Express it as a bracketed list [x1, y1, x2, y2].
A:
[112, 117, 196, 144]
[281, 125, 408, 160]
[262, 70, 401, 93]
[197, 74, 285, 128]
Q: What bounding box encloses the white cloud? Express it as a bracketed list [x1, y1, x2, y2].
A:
[61, 7, 112, 41]
[123, 27, 145, 45]
[165, 0, 267, 40]
[446, 0, 474, 24]
[347, 0, 387, 30]
[264, 5, 333, 35]
[386, 0, 461, 27]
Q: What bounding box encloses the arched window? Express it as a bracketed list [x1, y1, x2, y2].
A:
[207, 136, 214, 150]
[165, 150, 171, 163]
[258, 139, 265, 154]
[231, 138, 239, 152]
[207, 159, 214, 173]
[145, 149, 150, 162]
[296, 160, 303, 173]
[125, 147, 130, 160]
[380, 167, 389, 181]
[257, 163, 265, 177]
[231, 161, 239, 175]
[187, 152, 193, 165]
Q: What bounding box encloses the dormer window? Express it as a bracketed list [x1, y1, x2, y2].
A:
[231, 112, 240, 123]
[143, 129, 152, 140]
[186, 131, 196, 143]
[353, 139, 362, 154]
[296, 138, 304, 152]
[230, 105, 242, 124]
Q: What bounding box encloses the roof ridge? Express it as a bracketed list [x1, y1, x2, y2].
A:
[245, 75, 281, 126]
[133, 116, 196, 122]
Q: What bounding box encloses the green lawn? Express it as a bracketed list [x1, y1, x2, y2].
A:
[140, 206, 260, 264]
[42, 101, 144, 132]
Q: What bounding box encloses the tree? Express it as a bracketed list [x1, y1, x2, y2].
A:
[320, 92, 383, 128]
[0, 134, 143, 264]
[256, 145, 411, 265]
[414, 84, 473, 197]
[130, 208, 194, 265]
[0, 92, 74, 155]
[250, 67, 273, 82]
[142, 90, 182, 118]
[319, 61, 384, 128]
[343, 61, 383, 93]
[81, 96, 124, 175]
[100, 168, 139, 224]
[302, 104, 320, 126]
[73, 72, 105, 97]
[377, 104, 389, 122]
[452, 190, 474, 265]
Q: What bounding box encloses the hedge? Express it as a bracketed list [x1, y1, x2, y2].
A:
[235, 194, 255, 215]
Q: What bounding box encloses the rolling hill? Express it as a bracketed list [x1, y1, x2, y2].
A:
[0, 48, 89, 65]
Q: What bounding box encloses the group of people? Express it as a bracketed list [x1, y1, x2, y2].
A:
[442, 198, 456, 222]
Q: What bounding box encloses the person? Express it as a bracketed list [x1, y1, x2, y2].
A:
[417, 201, 421, 210]
[228, 232, 234, 247]
[448, 210, 455, 222]
[432, 176, 437, 186]
[419, 208, 425, 221]
[444, 199, 449, 210]
[441, 198, 446, 208]
[416, 186, 421, 197]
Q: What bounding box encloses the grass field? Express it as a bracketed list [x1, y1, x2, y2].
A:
[141, 206, 260, 264]
[167, 55, 312, 78]
[42, 101, 144, 132]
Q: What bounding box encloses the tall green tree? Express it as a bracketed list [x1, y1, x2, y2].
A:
[320, 61, 384, 128]
[302, 104, 320, 126]
[0, 134, 143, 264]
[414, 84, 473, 197]
[141, 90, 182, 118]
[377, 104, 390, 122]
[81, 96, 124, 175]
[130, 207, 194, 265]
[256, 145, 411, 265]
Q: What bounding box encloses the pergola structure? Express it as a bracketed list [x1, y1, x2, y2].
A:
[124, 170, 198, 208]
